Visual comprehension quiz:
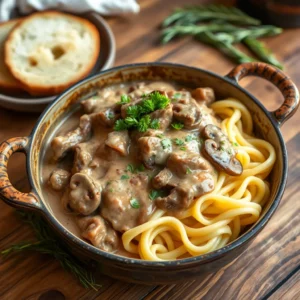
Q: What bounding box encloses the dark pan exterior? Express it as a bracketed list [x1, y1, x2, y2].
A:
[0, 62, 298, 284]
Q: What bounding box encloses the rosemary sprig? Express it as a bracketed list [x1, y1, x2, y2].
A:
[243, 37, 283, 69]
[161, 5, 283, 68]
[163, 5, 260, 27]
[1, 211, 100, 291]
[196, 32, 255, 64]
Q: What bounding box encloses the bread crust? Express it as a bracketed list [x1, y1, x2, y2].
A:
[0, 19, 24, 92]
[4, 11, 100, 96]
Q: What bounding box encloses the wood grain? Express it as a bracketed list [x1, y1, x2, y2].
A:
[0, 0, 299, 299]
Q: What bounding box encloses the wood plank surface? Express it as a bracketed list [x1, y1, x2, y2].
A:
[0, 0, 299, 299]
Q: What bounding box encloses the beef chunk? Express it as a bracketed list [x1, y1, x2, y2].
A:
[105, 131, 130, 156]
[101, 174, 153, 232]
[138, 136, 172, 168]
[77, 215, 119, 252]
[149, 105, 173, 131]
[51, 114, 92, 160]
[191, 87, 215, 105]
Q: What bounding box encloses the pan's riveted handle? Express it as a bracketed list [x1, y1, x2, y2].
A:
[226, 62, 299, 126]
[0, 137, 40, 210]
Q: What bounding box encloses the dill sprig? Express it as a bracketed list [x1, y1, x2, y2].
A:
[1, 211, 100, 291]
[161, 5, 283, 68]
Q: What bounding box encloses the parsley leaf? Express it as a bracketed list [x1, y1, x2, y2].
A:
[232, 142, 239, 147]
[108, 112, 114, 120]
[124, 117, 138, 126]
[149, 189, 166, 200]
[126, 105, 140, 118]
[171, 122, 184, 130]
[161, 138, 172, 150]
[173, 138, 185, 146]
[149, 119, 160, 129]
[140, 99, 155, 114]
[137, 115, 151, 132]
[172, 92, 181, 101]
[150, 91, 170, 109]
[114, 119, 129, 131]
[180, 146, 187, 151]
[118, 94, 131, 104]
[136, 164, 145, 172]
[121, 174, 130, 180]
[126, 164, 135, 173]
[185, 135, 193, 142]
[130, 198, 140, 209]
[156, 133, 164, 139]
[186, 167, 192, 174]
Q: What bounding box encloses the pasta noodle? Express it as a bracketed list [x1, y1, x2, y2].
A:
[122, 98, 275, 261]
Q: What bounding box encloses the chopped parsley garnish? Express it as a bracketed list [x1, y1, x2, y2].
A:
[114, 91, 170, 132]
[171, 122, 184, 130]
[126, 163, 145, 173]
[136, 164, 145, 172]
[161, 138, 172, 150]
[172, 92, 181, 101]
[186, 167, 192, 174]
[130, 198, 140, 209]
[220, 146, 225, 151]
[118, 94, 131, 104]
[180, 146, 187, 151]
[156, 134, 164, 139]
[137, 115, 151, 132]
[149, 119, 160, 129]
[173, 138, 185, 146]
[121, 174, 130, 180]
[232, 142, 239, 147]
[149, 189, 166, 200]
[126, 164, 135, 173]
[185, 135, 193, 142]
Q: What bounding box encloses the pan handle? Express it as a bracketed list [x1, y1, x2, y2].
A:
[225, 62, 299, 126]
[0, 137, 40, 210]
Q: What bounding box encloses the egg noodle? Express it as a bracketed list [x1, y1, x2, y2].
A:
[122, 98, 276, 261]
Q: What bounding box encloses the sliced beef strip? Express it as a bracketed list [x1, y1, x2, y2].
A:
[68, 173, 101, 215]
[191, 87, 215, 105]
[138, 136, 172, 168]
[48, 169, 70, 191]
[101, 174, 153, 232]
[105, 130, 130, 156]
[153, 152, 214, 211]
[76, 215, 119, 252]
[90, 104, 121, 128]
[51, 114, 92, 160]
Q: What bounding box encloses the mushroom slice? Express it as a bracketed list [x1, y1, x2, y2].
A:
[202, 124, 242, 176]
[191, 87, 215, 105]
[48, 169, 70, 191]
[76, 215, 119, 252]
[69, 173, 101, 215]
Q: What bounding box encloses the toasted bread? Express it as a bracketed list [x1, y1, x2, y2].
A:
[5, 11, 100, 96]
[0, 19, 23, 92]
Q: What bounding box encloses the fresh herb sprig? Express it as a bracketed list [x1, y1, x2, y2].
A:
[114, 91, 170, 132]
[1, 211, 100, 290]
[161, 5, 283, 69]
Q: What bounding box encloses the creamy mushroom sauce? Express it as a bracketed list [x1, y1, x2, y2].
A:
[41, 81, 241, 256]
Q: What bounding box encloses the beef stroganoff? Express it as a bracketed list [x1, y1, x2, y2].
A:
[42, 81, 275, 261]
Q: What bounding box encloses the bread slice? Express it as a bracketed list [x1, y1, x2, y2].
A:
[5, 11, 100, 96]
[0, 19, 23, 92]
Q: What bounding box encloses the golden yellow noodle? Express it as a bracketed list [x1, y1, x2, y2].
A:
[122, 98, 275, 261]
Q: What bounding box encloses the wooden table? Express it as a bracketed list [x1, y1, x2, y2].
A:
[0, 1, 299, 299]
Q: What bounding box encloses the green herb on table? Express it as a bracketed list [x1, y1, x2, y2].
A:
[171, 122, 184, 130]
[130, 198, 140, 209]
[1, 211, 100, 290]
[161, 5, 283, 69]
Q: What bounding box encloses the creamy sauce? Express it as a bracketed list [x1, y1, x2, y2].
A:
[41, 81, 234, 257]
